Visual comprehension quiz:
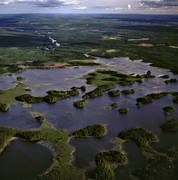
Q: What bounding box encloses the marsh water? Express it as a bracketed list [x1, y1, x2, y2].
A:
[0, 57, 178, 176]
[0, 139, 53, 180]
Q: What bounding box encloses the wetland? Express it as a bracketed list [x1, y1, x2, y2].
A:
[0, 14, 178, 180]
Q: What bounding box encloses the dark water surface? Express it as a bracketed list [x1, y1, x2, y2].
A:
[0, 139, 53, 180]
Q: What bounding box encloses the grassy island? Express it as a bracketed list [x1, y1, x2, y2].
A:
[111, 103, 119, 109]
[121, 89, 135, 95]
[16, 87, 80, 104]
[82, 69, 144, 100]
[159, 75, 170, 79]
[136, 92, 169, 108]
[118, 128, 158, 148]
[35, 116, 45, 123]
[73, 99, 86, 109]
[72, 125, 106, 138]
[141, 71, 155, 79]
[173, 96, 178, 104]
[80, 86, 86, 92]
[0, 83, 29, 106]
[160, 119, 178, 132]
[96, 150, 127, 164]
[16, 76, 26, 82]
[83, 84, 116, 99]
[118, 108, 128, 114]
[83, 69, 143, 87]
[165, 78, 177, 84]
[0, 103, 9, 112]
[94, 150, 127, 180]
[108, 90, 120, 97]
[163, 106, 175, 116]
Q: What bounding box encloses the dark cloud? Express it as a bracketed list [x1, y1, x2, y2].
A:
[0, 0, 79, 8]
[33, 0, 63, 8]
[141, 0, 178, 8]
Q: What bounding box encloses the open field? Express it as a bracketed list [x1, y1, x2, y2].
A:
[0, 14, 178, 73]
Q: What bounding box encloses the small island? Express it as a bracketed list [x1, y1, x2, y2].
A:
[72, 124, 107, 138]
[73, 99, 86, 109]
[121, 89, 135, 95]
[118, 108, 128, 114]
[108, 90, 120, 97]
[0, 103, 9, 112]
[160, 119, 178, 132]
[163, 106, 175, 116]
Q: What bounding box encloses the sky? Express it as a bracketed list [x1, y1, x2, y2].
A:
[0, 0, 178, 14]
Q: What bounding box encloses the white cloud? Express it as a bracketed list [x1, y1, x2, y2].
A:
[73, 5, 87, 10]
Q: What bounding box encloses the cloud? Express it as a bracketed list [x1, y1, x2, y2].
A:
[73, 5, 87, 10]
[0, 0, 80, 7]
[140, 0, 178, 8]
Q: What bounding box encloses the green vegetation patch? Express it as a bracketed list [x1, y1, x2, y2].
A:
[111, 103, 119, 109]
[0, 126, 16, 152]
[121, 89, 135, 95]
[15, 87, 79, 104]
[173, 95, 178, 104]
[159, 75, 170, 79]
[83, 69, 143, 87]
[73, 99, 86, 109]
[136, 92, 169, 108]
[163, 106, 175, 116]
[0, 120, 84, 179]
[0, 83, 29, 106]
[80, 86, 86, 92]
[16, 76, 26, 82]
[96, 150, 127, 164]
[118, 127, 177, 180]
[118, 128, 158, 148]
[35, 116, 45, 123]
[83, 84, 116, 100]
[160, 119, 178, 132]
[68, 59, 100, 66]
[141, 70, 155, 79]
[94, 150, 127, 180]
[0, 103, 9, 112]
[118, 108, 129, 114]
[165, 78, 177, 84]
[108, 90, 120, 97]
[133, 153, 174, 180]
[72, 124, 107, 138]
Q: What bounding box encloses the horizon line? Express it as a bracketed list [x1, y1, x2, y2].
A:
[0, 13, 178, 15]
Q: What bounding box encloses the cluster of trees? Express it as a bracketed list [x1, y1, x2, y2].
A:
[72, 125, 106, 138]
[118, 128, 158, 148]
[16, 87, 80, 104]
[73, 100, 86, 109]
[165, 78, 177, 84]
[163, 106, 175, 116]
[136, 92, 169, 108]
[94, 150, 127, 180]
[118, 108, 128, 114]
[160, 119, 178, 132]
[121, 89, 135, 95]
[83, 84, 116, 99]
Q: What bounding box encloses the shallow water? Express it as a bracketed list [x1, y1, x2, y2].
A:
[0, 139, 53, 180]
[0, 56, 178, 170]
